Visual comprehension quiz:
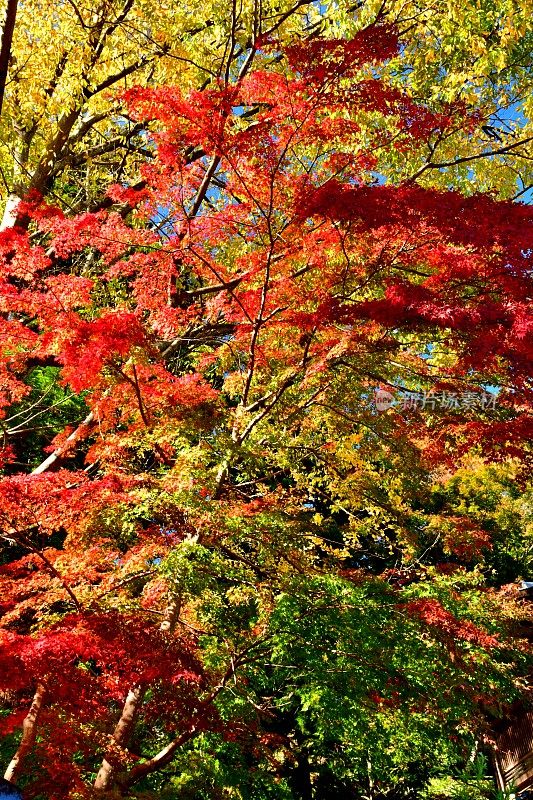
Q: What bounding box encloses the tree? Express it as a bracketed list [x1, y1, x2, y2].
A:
[0, 0, 531, 233]
[0, 0, 331, 228]
[0, 20, 531, 800]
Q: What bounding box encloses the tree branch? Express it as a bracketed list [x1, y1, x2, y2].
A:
[31, 410, 94, 474]
[408, 136, 533, 182]
[4, 682, 46, 783]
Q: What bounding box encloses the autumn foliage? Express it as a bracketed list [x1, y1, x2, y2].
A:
[0, 20, 530, 800]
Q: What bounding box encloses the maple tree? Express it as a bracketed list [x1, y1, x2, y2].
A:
[0, 0, 531, 233]
[0, 12, 531, 800]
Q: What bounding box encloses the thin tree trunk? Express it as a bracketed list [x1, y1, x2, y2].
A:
[0, 193, 20, 230]
[0, 126, 34, 230]
[4, 682, 46, 783]
[94, 594, 182, 791]
[93, 685, 145, 790]
[0, 142, 25, 231]
[0, 0, 17, 118]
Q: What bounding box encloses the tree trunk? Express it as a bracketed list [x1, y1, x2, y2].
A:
[4, 682, 46, 783]
[94, 593, 182, 790]
[0, 0, 17, 118]
[0, 137, 30, 231]
[0, 193, 20, 231]
[160, 594, 182, 633]
[94, 685, 145, 790]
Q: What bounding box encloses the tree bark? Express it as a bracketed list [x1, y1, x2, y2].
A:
[0, 193, 20, 231]
[32, 411, 94, 474]
[0, 0, 17, 118]
[93, 685, 145, 790]
[117, 726, 200, 789]
[94, 595, 182, 791]
[4, 682, 46, 783]
[160, 594, 182, 633]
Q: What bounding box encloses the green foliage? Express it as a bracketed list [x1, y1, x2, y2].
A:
[4, 366, 88, 470]
[421, 755, 509, 800]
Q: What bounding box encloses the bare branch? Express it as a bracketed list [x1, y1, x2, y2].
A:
[408, 136, 533, 182]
